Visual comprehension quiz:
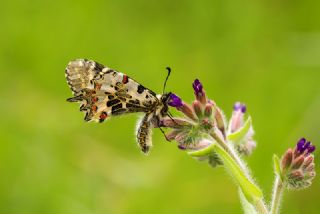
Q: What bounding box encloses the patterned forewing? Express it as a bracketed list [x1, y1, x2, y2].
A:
[65, 59, 158, 122]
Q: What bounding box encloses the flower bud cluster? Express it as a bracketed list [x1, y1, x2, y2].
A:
[162, 79, 260, 167]
[164, 79, 226, 151]
[280, 138, 316, 189]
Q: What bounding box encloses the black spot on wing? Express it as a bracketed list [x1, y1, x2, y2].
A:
[111, 103, 127, 115]
[111, 103, 123, 113]
[126, 103, 146, 110]
[149, 90, 156, 96]
[66, 94, 84, 102]
[94, 61, 105, 72]
[137, 85, 145, 94]
[107, 99, 121, 107]
[126, 103, 136, 108]
[84, 112, 92, 121]
[129, 99, 140, 105]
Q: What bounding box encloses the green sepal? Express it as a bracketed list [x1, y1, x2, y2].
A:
[227, 116, 252, 143]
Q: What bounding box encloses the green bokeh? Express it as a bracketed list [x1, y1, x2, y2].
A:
[1, 0, 319, 213]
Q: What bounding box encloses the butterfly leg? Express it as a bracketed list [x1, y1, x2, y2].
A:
[151, 115, 171, 142]
[167, 111, 179, 126]
[158, 126, 171, 142]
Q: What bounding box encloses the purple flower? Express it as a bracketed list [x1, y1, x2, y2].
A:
[192, 79, 203, 95]
[168, 93, 183, 107]
[296, 138, 316, 155]
[233, 102, 246, 113]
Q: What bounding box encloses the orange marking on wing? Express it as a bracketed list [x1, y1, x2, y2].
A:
[95, 83, 102, 90]
[91, 97, 98, 103]
[91, 105, 98, 112]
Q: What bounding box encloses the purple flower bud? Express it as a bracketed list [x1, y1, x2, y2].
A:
[307, 145, 316, 154]
[281, 148, 293, 170]
[160, 118, 191, 128]
[204, 103, 213, 117]
[233, 102, 246, 113]
[229, 102, 247, 133]
[295, 138, 315, 155]
[303, 156, 314, 169]
[215, 107, 226, 137]
[165, 130, 180, 141]
[192, 79, 203, 95]
[192, 100, 203, 118]
[178, 103, 197, 121]
[291, 156, 304, 169]
[178, 144, 187, 150]
[168, 93, 183, 107]
[296, 138, 306, 152]
[192, 79, 207, 104]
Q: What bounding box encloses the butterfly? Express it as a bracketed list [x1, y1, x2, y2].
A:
[65, 59, 172, 153]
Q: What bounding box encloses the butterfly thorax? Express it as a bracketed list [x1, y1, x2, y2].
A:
[156, 92, 172, 116]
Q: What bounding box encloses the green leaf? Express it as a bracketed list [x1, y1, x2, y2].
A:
[213, 143, 263, 203]
[273, 154, 283, 181]
[227, 116, 252, 143]
[188, 143, 216, 157]
[239, 189, 258, 214]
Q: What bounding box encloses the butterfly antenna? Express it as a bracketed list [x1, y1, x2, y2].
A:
[162, 67, 171, 94]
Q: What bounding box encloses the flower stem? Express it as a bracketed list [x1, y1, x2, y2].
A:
[270, 175, 284, 214]
[209, 131, 246, 173]
[209, 131, 268, 214]
[255, 199, 269, 214]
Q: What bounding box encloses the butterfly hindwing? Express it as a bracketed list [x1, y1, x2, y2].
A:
[65, 59, 159, 122]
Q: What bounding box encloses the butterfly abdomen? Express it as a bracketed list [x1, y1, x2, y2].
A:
[136, 114, 153, 153]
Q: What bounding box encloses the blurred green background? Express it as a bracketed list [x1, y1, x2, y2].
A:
[0, 0, 319, 213]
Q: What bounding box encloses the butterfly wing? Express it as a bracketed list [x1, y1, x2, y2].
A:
[65, 59, 159, 122]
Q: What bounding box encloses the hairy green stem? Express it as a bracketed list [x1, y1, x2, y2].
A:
[209, 131, 268, 214]
[209, 131, 247, 173]
[255, 199, 269, 214]
[270, 175, 284, 214]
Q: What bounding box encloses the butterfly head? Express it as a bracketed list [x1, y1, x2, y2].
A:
[161, 92, 172, 104]
[154, 92, 171, 117]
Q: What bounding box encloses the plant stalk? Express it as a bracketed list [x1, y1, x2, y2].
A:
[209, 131, 247, 173]
[270, 175, 284, 214]
[255, 199, 269, 214]
[209, 131, 268, 214]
